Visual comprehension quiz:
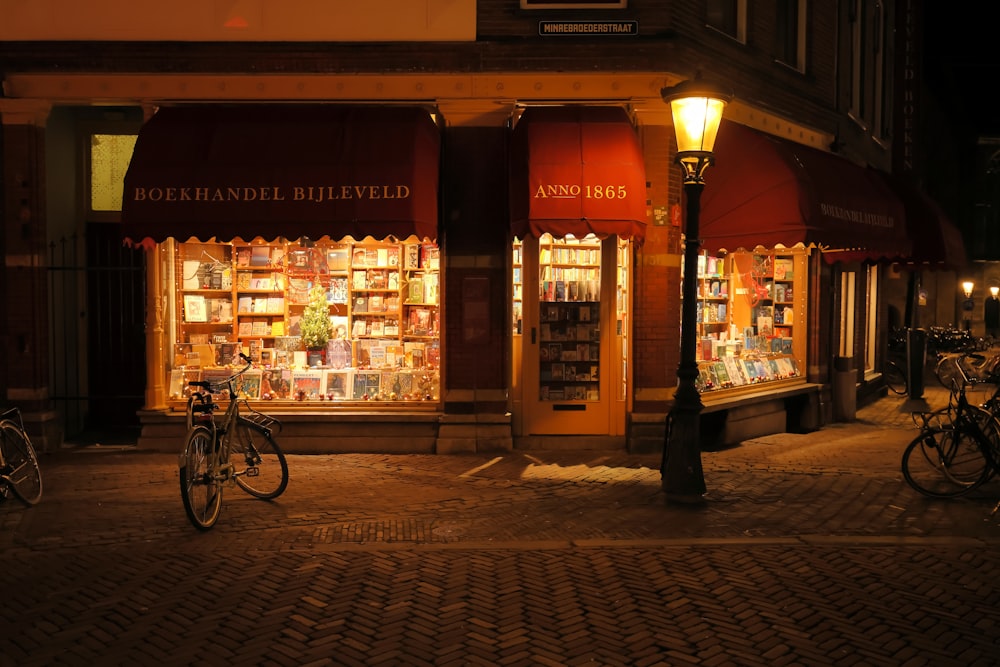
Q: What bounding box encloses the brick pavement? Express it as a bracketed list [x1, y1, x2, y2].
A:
[2, 385, 1000, 666]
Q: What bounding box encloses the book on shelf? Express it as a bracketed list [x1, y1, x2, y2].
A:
[352, 270, 367, 290]
[404, 244, 420, 269]
[773, 258, 793, 280]
[408, 277, 424, 303]
[421, 245, 440, 269]
[368, 345, 387, 368]
[251, 319, 269, 336]
[270, 247, 286, 268]
[329, 277, 348, 304]
[270, 321, 285, 337]
[370, 319, 385, 337]
[404, 342, 425, 368]
[266, 296, 285, 313]
[352, 371, 381, 399]
[368, 295, 384, 312]
[238, 322, 253, 336]
[327, 248, 349, 272]
[291, 370, 323, 398]
[353, 295, 368, 313]
[377, 248, 389, 267]
[422, 274, 439, 304]
[235, 247, 251, 267]
[183, 295, 208, 322]
[409, 308, 432, 335]
[182, 260, 203, 289]
[250, 246, 270, 267]
[237, 296, 253, 313]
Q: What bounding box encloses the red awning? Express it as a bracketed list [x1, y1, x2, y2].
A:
[510, 106, 648, 242]
[698, 121, 911, 262]
[122, 105, 440, 246]
[873, 173, 967, 270]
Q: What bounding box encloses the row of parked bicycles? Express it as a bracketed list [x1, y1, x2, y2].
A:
[901, 343, 1000, 504]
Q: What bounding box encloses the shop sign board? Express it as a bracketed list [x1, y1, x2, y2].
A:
[538, 20, 638, 36]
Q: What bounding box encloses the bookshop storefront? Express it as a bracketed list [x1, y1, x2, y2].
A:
[122, 105, 445, 436]
[684, 121, 909, 427]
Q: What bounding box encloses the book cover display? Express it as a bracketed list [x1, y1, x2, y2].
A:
[173, 239, 440, 404]
[689, 250, 804, 394]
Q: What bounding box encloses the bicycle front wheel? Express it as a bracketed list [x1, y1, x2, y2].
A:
[901, 426, 991, 498]
[0, 421, 43, 506]
[179, 425, 223, 530]
[232, 418, 288, 500]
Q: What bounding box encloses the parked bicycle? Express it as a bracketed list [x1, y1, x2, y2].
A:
[884, 359, 908, 396]
[901, 379, 1000, 499]
[934, 350, 1000, 390]
[0, 407, 43, 506]
[180, 353, 289, 530]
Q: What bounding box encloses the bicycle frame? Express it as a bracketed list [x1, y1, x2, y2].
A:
[180, 353, 288, 529]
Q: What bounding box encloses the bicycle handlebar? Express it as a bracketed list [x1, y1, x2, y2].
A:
[187, 353, 254, 392]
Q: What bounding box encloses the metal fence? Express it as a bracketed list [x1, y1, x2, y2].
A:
[47, 226, 146, 442]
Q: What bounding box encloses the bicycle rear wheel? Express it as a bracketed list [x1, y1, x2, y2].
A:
[0, 421, 43, 506]
[885, 361, 907, 395]
[901, 426, 991, 498]
[231, 418, 288, 499]
[179, 425, 223, 530]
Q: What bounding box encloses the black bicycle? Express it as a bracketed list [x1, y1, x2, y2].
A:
[0, 407, 43, 506]
[885, 359, 908, 396]
[179, 354, 289, 530]
[901, 381, 999, 499]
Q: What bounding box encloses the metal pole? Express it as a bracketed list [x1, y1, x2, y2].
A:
[661, 177, 707, 502]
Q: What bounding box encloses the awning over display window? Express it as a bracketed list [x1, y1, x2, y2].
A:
[122, 105, 440, 246]
[698, 121, 911, 262]
[873, 173, 967, 270]
[510, 106, 648, 242]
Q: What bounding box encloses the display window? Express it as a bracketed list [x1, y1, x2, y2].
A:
[168, 237, 440, 405]
[687, 248, 808, 393]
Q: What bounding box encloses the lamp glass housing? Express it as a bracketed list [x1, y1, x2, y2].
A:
[962, 281, 974, 298]
[668, 96, 727, 154]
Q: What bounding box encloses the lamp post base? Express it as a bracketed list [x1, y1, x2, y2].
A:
[661, 382, 707, 504]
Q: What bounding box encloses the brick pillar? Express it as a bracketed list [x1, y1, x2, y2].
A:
[632, 115, 683, 414]
[1, 100, 61, 451]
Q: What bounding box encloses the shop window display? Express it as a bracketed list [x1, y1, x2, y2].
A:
[687, 249, 807, 393]
[168, 239, 440, 404]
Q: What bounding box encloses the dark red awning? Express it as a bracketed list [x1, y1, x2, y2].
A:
[872, 173, 967, 270]
[509, 106, 648, 242]
[699, 121, 910, 262]
[122, 105, 440, 246]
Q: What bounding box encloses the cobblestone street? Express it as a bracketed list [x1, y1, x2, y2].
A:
[2, 387, 999, 665]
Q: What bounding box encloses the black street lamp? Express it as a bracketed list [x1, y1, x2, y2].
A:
[660, 79, 733, 503]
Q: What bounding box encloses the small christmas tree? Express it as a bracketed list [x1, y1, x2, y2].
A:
[300, 283, 331, 350]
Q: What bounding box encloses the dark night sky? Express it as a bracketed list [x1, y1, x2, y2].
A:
[922, 6, 1000, 136]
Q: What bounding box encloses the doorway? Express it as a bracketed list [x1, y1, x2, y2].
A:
[511, 233, 629, 439]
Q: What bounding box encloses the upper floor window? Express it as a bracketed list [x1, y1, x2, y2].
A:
[776, 0, 807, 72]
[90, 133, 138, 213]
[707, 0, 746, 42]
